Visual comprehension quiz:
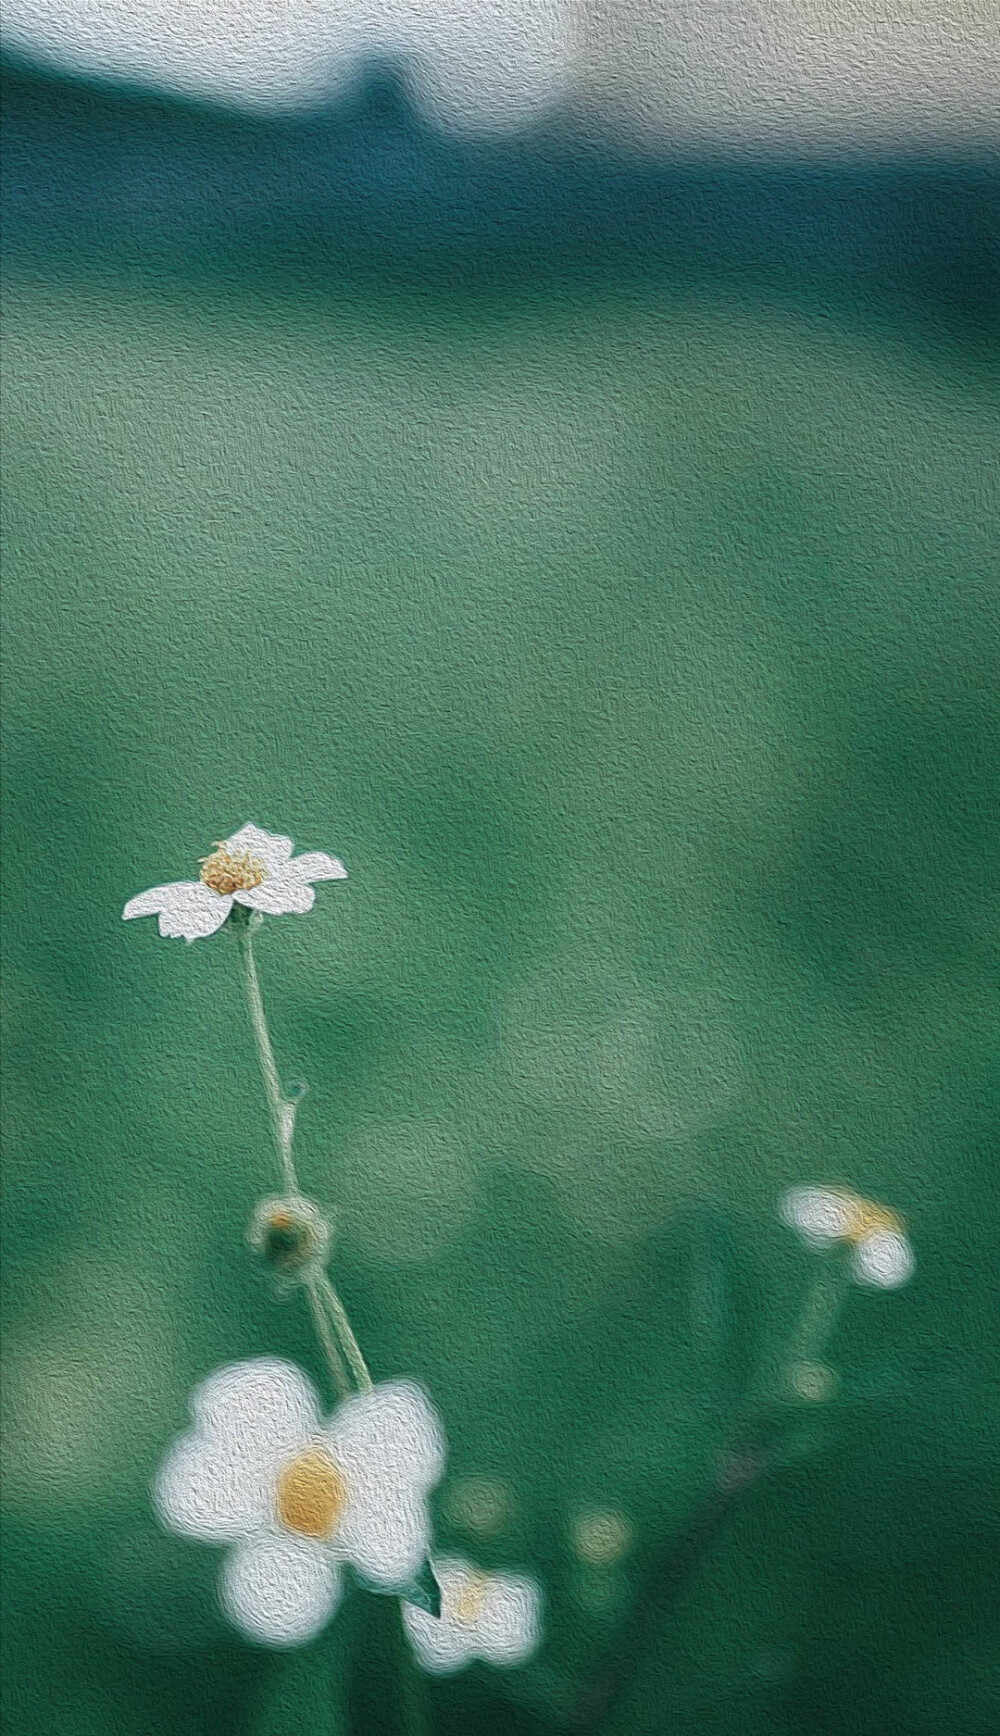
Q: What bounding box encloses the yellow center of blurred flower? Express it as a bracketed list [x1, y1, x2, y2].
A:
[199, 846, 267, 897]
[835, 1192, 902, 1244]
[450, 1572, 490, 1626]
[275, 1448, 346, 1540]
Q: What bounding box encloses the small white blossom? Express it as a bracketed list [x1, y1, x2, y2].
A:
[780, 1186, 914, 1289]
[123, 824, 346, 942]
[155, 1359, 444, 1646]
[851, 1227, 914, 1288]
[402, 1555, 542, 1676]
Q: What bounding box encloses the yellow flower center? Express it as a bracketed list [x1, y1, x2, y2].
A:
[450, 1572, 491, 1626]
[199, 845, 267, 897]
[833, 1190, 902, 1245]
[275, 1447, 346, 1540]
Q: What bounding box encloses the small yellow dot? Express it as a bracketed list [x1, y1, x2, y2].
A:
[831, 1190, 902, 1246]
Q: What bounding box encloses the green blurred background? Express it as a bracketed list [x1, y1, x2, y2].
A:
[2, 66, 1000, 1736]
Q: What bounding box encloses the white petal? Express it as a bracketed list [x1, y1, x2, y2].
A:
[220, 1534, 341, 1647]
[339, 1488, 430, 1590]
[193, 1358, 322, 1453]
[123, 883, 182, 920]
[403, 1601, 477, 1676]
[154, 1434, 271, 1542]
[472, 1572, 543, 1668]
[326, 1382, 444, 1589]
[224, 825, 294, 873]
[779, 1187, 853, 1246]
[327, 1382, 445, 1495]
[155, 1359, 322, 1544]
[852, 1230, 914, 1289]
[289, 852, 348, 884]
[123, 880, 230, 942]
[403, 1558, 542, 1676]
[235, 873, 315, 916]
[124, 879, 232, 940]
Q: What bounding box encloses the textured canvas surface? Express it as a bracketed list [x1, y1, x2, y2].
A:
[2, 40, 999, 1736]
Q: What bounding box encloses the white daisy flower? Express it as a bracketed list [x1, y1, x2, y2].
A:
[122, 824, 347, 942]
[780, 1186, 914, 1289]
[155, 1359, 445, 1646]
[402, 1555, 542, 1676]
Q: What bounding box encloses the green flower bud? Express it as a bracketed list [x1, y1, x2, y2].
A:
[249, 1195, 331, 1279]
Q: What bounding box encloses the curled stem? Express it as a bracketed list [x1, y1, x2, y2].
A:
[570, 1445, 777, 1732]
[570, 1262, 851, 1731]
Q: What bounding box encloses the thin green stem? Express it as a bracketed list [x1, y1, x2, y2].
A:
[318, 1274, 374, 1392]
[238, 924, 298, 1193]
[569, 1258, 853, 1731]
[305, 1276, 351, 1399]
[234, 914, 373, 1402]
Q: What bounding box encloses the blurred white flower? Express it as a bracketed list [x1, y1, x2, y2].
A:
[155, 1359, 444, 1645]
[123, 824, 346, 941]
[780, 1187, 914, 1289]
[402, 1555, 541, 1675]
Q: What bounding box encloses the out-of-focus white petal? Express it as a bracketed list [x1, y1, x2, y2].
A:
[339, 1488, 430, 1590]
[235, 873, 315, 916]
[325, 1381, 443, 1589]
[154, 1434, 271, 1542]
[852, 1230, 914, 1289]
[289, 851, 348, 884]
[155, 1359, 322, 1544]
[224, 825, 295, 873]
[403, 1600, 476, 1675]
[192, 1359, 322, 1453]
[327, 1382, 445, 1495]
[220, 1534, 342, 1647]
[473, 1572, 542, 1667]
[780, 1187, 853, 1246]
[123, 880, 232, 941]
